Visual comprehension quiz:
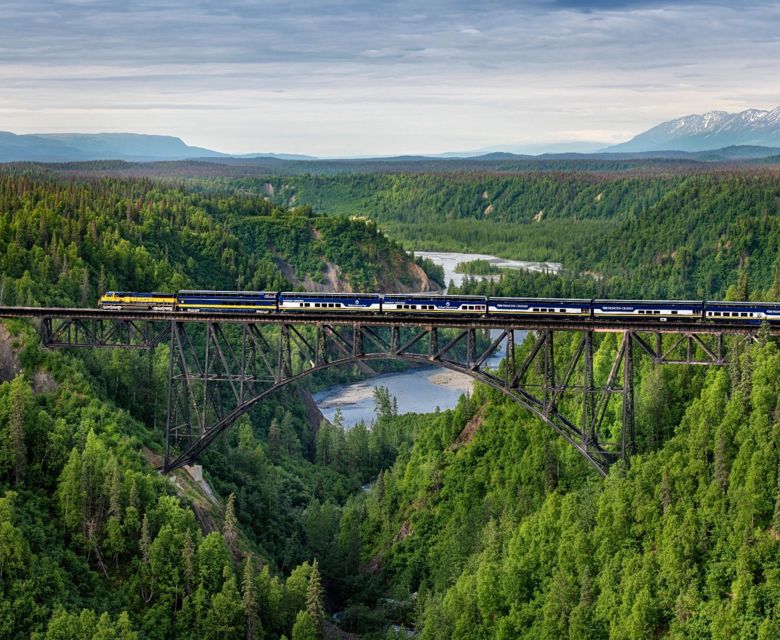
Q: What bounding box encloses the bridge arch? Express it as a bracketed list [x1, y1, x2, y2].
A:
[165, 348, 611, 476]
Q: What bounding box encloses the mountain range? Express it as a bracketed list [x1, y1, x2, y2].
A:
[0, 131, 312, 163]
[605, 107, 780, 152]
[2, 107, 780, 162]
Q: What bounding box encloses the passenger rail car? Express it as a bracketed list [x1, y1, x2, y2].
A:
[177, 290, 277, 313]
[592, 300, 703, 321]
[278, 292, 381, 312]
[488, 297, 590, 317]
[704, 301, 780, 324]
[383, 294, 487, 314]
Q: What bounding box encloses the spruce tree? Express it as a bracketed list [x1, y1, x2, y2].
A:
[305, 559, 325, 630]
[224, 493, 238, 548]
[8, 375, 27, 485]
[242, 556, 262, 640]
[773, 461, 780, 531]
[183, 529, 195, 595]
[140, 512, 151, 564]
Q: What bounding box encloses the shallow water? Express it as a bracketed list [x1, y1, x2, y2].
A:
[313, 251, 540, 426]
[313, 367, 474, 428]
[414, 250, 561, 291]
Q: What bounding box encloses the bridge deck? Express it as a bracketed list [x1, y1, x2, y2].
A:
[0, 305, 772, 335]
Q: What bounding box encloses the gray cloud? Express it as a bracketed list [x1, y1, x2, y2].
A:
[0, 0, 779, 154]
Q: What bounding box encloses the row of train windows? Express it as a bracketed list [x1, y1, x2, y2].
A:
[301, 302, 343, 308]
[397, 304, 436, 310]
[463, 305, 485, 311]
[709, 311, 753, 317]
[638, 309, 662, 315]
[532, 308, 562, 313]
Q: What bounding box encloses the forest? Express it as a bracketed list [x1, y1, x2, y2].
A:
[236, 171, 780, 299]
[1, 163, 780, 638]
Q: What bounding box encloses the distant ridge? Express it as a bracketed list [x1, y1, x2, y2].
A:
[606, 107, 780, 152]
[0, 131, 228, 162]
[2, 129, 780, 164]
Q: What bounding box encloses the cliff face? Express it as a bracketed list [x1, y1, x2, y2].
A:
[272, 248, 437, 293]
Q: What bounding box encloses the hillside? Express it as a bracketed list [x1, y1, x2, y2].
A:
[0, 169, 436, 639]
[340, 329, 780, 639]
[213, 172, 780, 300]
[2, 164, 780, 638]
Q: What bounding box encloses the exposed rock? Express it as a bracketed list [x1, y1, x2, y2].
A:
[0, 324, 22, 382]
[450, 408, 485, 451]
[299, 387, 327, 432]
[0, 323, 59, 393]
[394, 519, 412, 542]
[32, 370, 58, 393]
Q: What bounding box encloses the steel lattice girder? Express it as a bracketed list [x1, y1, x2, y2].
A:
[159, 321, 758, 475]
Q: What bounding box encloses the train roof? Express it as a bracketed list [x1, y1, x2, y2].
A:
[490, 297, 592, 303]
[593, 299, 703, 305]
[706, 300, 780, 306]
[383, 293, 486, 300]
[179, 290, 274, 295]
[102, 291, 175, 296]
[280, 291, 380, 297]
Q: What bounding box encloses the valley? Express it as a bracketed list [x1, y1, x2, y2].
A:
[1, 161, 780, 639]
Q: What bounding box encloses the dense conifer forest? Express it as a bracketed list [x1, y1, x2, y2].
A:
[1, 164, 780, 638]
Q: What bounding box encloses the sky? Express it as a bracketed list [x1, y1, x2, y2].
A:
[1, 0, 780, 156]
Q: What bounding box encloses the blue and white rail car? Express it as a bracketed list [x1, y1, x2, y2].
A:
[488, 297, 591, 317]
[176, 290, 278, 313]
[278, 292, 381, 312]
[593, 299, 703, 321]
[704, 301, 780, 324]
[382, 294, 487, 314]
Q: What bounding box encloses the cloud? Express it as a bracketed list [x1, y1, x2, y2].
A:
[0, 0, 779, 154]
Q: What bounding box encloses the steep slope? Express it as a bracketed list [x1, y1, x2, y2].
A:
[339, 329, 780, 638]
[0, 169, 434, 638]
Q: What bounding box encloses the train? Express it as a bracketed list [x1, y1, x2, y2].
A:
[97, 290, 780, 324]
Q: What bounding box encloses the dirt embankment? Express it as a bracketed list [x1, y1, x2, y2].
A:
[0, 323, 58, 392]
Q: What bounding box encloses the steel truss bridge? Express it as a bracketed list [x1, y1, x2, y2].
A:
[0, 306, 768, 476]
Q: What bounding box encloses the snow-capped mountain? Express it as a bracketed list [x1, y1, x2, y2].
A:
[606, 107, 780, 152]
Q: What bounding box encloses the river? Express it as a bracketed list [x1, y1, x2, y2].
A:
[313, 251, 538, 427]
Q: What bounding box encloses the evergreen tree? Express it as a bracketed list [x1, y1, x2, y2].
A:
[0, 491, 26, 581]
[305, 558, 325, 629]
[224, 492, 238, 548]
[660, 467, 672, 515]
[242, 556, 262, 640]
[183, 529, 195, 595]
[140, 512, 151, 564]
[773, 461, 780, 530]
[268, 420, 281, 460]
[7, 374, 28, 485]
[333, 407, 344, 430]
[713, 426, 730, 491]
